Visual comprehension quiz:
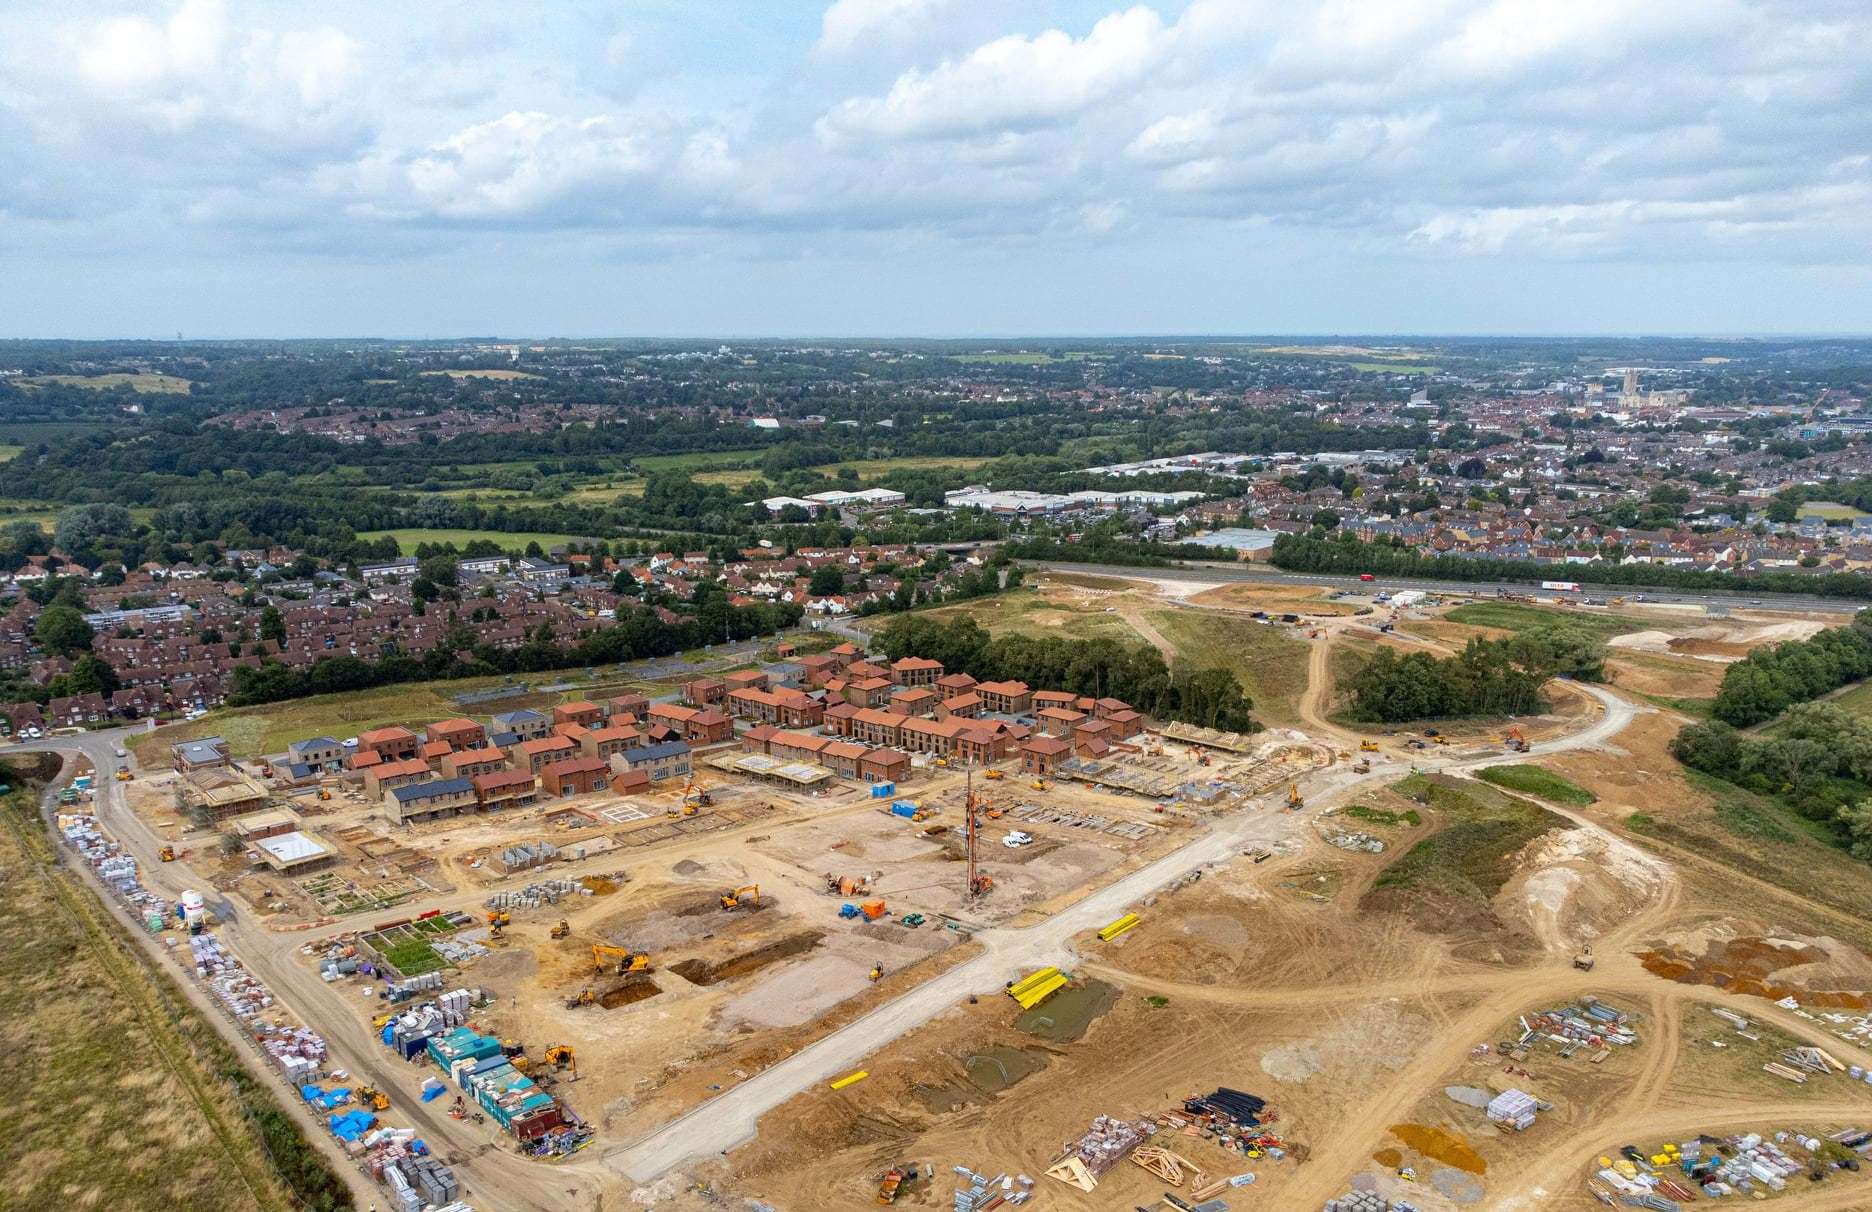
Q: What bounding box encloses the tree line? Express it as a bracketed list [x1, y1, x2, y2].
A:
[1343, 628, 1601, 723]
[1707, 610, 1872, 726]
[875, 613, 1258, 732]
[1270, 532, 1872, 600]
[227, 600, 802, 707]
[1672, 704, 1872, 860]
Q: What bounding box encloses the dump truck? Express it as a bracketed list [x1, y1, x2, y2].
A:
[159, 845, 176, 862]
[550, 919, 570, 939]
[1573, 945, 1595, 972]
[564, 989, 595, 1009]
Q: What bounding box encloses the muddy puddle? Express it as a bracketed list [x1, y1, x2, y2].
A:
[669, 931, 822, 986]
[599, 977, 661, 1008]
[1015, 979, 1118, 1042]
[911, 1046, 1050, 1113]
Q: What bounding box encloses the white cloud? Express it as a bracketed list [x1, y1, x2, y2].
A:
[818, 6, 1171, 141]
[817, 0, 948, 55]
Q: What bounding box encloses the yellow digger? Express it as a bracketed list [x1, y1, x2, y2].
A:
[358, 1087, 390, 1112]
[1359, 739, 1379, 753]
[486, 910, 510, 940]
[545, 1045, 577, 1079]
[592, 943, 651, 975]
[720, 885, 761, 911]
[1286, 783, 1304, 810]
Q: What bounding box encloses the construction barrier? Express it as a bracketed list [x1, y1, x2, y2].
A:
[1007, 966, 1068, 1010]
[1097, 913, 1140, 942]
[829, 1070, 869, 1090]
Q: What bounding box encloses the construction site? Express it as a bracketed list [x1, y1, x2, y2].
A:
[59, 570, 1872, 1212]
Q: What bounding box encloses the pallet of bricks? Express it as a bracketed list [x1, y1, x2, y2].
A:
[366, 1134, 463, 1212]
[1323, 1195, 1419, 1211]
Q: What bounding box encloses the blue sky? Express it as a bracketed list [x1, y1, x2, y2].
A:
[2, 0, 1869, 338]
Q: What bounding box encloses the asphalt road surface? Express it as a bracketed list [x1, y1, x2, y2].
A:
[1023, 559, 1867, 615]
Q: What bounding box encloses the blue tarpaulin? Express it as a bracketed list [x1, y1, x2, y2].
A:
[328, 1109, 376, 1141]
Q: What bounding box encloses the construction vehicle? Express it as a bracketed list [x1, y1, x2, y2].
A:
[1573, 945, 1595, 972]
[1031, 779, 1050, 791]
[564, 989, 596, 1009]
[877, 1163, 920, 1204]
[1287, 783, 1303, 810]
[592, 943, 651, 975]
[982, 769, 1004, 780]
[159, 845, 176, 862]
[550, 919, 570, 939]
[114, 767, 131, 781]
[486, 910, 510, 940]
[720, 884, 761, 911]
[358, 1086, 390, 1111]
[545, 1045, 577, 1078]
[316, 788, 332, 801]
[1359, 739, 1379, 753]
[868, 963, 884, 983]
[1504, 725, 1530, 753]
[825, 873, 871, 896]
[1352, 759, 1371, 774]
[682, 782, 713, 810]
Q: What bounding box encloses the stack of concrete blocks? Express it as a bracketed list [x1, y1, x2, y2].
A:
[485, 877, 584, 910]
[1322, 1197, 1419, 1212]
[497, 840, 558, 873]
[385, 971, 446, 1001]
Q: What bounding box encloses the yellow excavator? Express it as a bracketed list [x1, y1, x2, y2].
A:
[550, 919, 570, 939]
[1359, 739, 1379, 753]
[868, 963, 884, 982]
[720, 885, 761, 911]
[357, 1087, 390, 1111]
[1287, 783, 1304, 810]
[545, 1045, 577, 1079]
[592, 943, 651, 975]
[486, 910, 510, 940]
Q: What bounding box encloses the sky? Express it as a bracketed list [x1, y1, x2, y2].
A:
[1, 0, 1869, 338]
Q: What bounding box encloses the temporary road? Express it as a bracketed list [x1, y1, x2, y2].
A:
[1021, 558, 1868, 615]
[605, 683, 1637, 1182]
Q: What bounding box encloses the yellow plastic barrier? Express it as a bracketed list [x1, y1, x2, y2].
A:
[1097, 913, 1140, 942]
[1006, 966, 1068, 1009]
[829, 1070, 869, 1090]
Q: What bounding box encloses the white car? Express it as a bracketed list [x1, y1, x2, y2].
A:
[1002, 831, 1033, 848]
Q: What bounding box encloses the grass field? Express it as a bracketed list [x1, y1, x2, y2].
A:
[910, 587, 1145, 645]
[1375, 774, 1567, 899]
[1144, 609, 1310, 725]
[0, 444, 23, 462]
[418, 368, 543, 381]
[19, 372, 193, 393]
[814, 455, 992, 479]
[1476, 764, 1597, 806]
[132, 677, 564, 759]
[358, 527, 591, 553]
[1797, 501, 1866, 521]
[1445, 601, 1677, 640]
[949, 351, 1095, 364]
[0, 786, 350, 1210]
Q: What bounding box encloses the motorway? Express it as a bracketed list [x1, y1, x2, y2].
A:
[1021, 558, 1869, 615]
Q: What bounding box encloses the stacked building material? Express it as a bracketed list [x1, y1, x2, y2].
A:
[1185, 1088, 1267, 1127]
[1486, 1089, 1539, 1131]
[1322, 1194, 1419, 1211]
[484, 878, 584, 910]
[496, 841, 558, 873]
